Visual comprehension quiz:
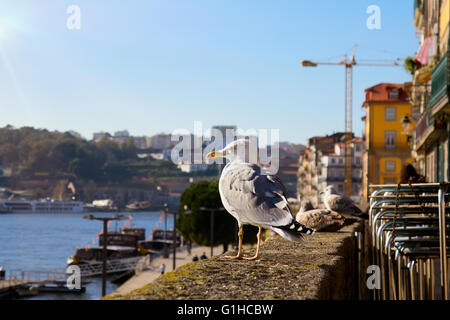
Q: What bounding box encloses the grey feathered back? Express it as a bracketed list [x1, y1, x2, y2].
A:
[296, 209, 344, 231]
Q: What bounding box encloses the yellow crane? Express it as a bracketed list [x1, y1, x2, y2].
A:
[300, 45, 400, 198]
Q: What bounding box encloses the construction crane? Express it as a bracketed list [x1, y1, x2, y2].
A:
[300, 45, 400, 198]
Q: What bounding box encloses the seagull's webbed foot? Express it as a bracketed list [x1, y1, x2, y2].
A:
[243, 254, 259, 261]
[225, 253, 243, 260]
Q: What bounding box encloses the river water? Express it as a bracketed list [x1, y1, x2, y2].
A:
[0, 211, 174, 300]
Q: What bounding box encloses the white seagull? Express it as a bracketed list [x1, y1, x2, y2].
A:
[206, 139, 314, 260]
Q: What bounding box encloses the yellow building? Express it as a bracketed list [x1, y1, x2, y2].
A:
[362, 83, 415, 200]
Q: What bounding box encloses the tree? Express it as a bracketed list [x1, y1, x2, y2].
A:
[83, 180, 97, 203]
[177, 180, 257, 253]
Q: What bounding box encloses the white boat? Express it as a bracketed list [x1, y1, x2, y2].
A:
[0, 200, 84, 213]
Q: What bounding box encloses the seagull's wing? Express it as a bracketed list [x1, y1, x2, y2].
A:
[220, 163, 313, 237]
[296, 209, 344, 231]
[327, 194, 362, 214]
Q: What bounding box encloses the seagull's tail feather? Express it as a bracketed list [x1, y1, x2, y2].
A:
[272, 219, 315, 241]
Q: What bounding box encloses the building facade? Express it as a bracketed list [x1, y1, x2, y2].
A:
[319, 138, 363, 202]
[297, 132, 362, 206]
[411, 0, 450, 183]
[362, 83, 415, 200]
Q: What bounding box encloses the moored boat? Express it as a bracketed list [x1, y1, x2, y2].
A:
[0, 200, 83, 213]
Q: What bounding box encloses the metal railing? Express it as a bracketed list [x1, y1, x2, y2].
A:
[369, 183, 449, 300]
[73, 256, 144, 277]
[0, 269, 68, 289]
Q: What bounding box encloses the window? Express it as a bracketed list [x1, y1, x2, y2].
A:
[338, 158, 343, 165]
[331, 158, 336, 164]
[355, 157, 361, 165]
[389, 89, 399, 99]
[355, 144, 361, 152]
[328, 169, 334, 177]
[385, 160, 396, 171]
[385, 131, 397, 150]
[385, 107, 396, 121]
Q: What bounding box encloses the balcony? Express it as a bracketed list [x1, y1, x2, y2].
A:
[428, 51, 450, 116]
[414, 111, 447, 151]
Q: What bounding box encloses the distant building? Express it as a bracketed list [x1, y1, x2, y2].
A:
[149, 133, 173, 150]
[297, 132, 362, 206]
[362, 83, 414, 200]
[177, 163, 209, 173]
[113, 130, 130, 144]
[93, 131, 111, 142]
[67, 130, 82, 140]
[277, 148, 303, 198]
[318, 138, 363, 200]
[133, 136, 149, 150]
[211, 125, 237, 149]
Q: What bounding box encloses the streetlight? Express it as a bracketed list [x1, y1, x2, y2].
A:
[83, 214, 127, 297]
[300, 60, 318, 67]
[199, 206, 225, 258]
[162, 204, 188, 271]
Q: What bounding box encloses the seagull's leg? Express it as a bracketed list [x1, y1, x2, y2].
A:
[225, 225, 243, 259]
[244, 226, 262, 260]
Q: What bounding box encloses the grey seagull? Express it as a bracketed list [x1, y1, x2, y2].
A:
[320, 185, 364, 217]
[206, 139, 314, 260]
[296, 197, 344, 231]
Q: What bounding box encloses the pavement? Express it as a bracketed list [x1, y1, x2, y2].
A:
[113, 243, 224, 295]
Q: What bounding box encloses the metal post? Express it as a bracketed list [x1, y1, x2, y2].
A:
[173, 211, 177, 271]
[438, 185, 448, 299]
[83, 214, 126, 297]
[210, 210, 214, 258]
[102, 219, 108, 297]
[199, 207, 225, 258]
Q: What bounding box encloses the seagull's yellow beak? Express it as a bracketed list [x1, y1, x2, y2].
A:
[206, 150, 225, 160]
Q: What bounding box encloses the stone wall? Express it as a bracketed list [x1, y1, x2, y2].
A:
[106, 219, 367, 300]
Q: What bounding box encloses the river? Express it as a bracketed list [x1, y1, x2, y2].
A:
[0, 211, 174, 300]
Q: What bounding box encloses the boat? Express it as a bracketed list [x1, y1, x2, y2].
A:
[138, 229, 181, 252]
[67, 227, 152, 277]
[125, 201, 151, 212]
[0, 200, 83, 213]
[67, 246, 145, 277]
[84, 199, 117, 212]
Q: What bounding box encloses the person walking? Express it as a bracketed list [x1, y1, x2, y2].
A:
[159, 263, 166, 275]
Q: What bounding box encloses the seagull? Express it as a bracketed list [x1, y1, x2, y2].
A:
[296, 197, 345, 231]
[206, 139, 314, 260]
[320, 185, 365, 218]
[296, 208, 344, 232]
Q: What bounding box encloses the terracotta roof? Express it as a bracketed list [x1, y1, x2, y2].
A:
[362, 83, 409, 106]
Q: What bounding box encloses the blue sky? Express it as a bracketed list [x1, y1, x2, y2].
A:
[0, 0, 418, 145]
